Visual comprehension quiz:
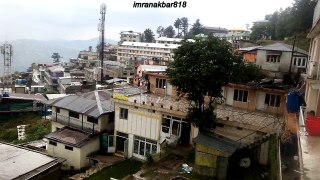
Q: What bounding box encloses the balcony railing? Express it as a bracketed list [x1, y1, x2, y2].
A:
[299, 106, 306, 132]
[51, 114, 98, 134]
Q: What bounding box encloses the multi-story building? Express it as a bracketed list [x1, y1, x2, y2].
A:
[43, 65, 65, 91]
[239, 43, 308, 77]
[117, 42, 179, 68]
[296, 1, 320, 178]
[120, 31, 142, 43]
[46, 91, 115, 170]
[203, 26, 228, 35]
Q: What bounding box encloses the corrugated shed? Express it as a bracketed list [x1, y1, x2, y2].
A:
[194, 133, 240, 155]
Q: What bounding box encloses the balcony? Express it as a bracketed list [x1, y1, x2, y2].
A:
[306, 60, 320, 80]
[51, 114, 98, 134]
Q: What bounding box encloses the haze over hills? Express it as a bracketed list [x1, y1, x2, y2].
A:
[0, 38, 117, 72]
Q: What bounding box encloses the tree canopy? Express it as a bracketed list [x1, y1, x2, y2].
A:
[51, 53, 62, 63]
[163, 26, 175, 38]
[251, 0, 317, 41]
[166, 35, 264, 131]
[189, 19, 204, 36]
[143, 28, 155, 42]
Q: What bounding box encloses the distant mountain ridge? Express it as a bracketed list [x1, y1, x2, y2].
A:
[0, 38, 117, 72]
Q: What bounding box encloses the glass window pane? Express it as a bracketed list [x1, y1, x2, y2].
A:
[233, 89, 238, 101]
[139, 141, 145, 156]
[239, 90, 243, 101]
[276, 95, 281, 107]
[134, 140, 139, 154]
[243, 91, 248, 102]
[270, 95, 275, 106]
[152, 145, 157, 154]
[146, 143, 151, 155]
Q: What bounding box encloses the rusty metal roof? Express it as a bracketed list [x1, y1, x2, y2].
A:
[45, 128, 94, 147]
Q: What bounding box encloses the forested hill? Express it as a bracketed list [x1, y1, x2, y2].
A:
[251, 0, 318, 50]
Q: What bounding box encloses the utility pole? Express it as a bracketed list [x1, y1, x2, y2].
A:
[98, 3, 106, 85]
[1, 43, 13, 93]
[289, 36, 296, 75]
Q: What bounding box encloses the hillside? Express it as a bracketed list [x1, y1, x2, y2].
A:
[0, 38, 117, 72]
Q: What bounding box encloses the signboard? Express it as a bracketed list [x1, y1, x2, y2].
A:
[113, 93, 128, 101]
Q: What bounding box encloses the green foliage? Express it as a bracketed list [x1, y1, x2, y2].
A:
[174, 18, 182, 37]
[145, 153, 154, 165]
[187, 106, 216, 131]
[86, 160, 142, 180]
[189, 19, 204, 37]
[268, 135, 279, 180]
[180, 17, 189, 38]
[0, 113, 51, 144]
[51, 52, 62, 63]
[232, 63, 266, 83]
[157, 26, 164, 37]
[163, 25, 175, 38]
[0, 129, 18, 142]
[143, 28, 155, 42]
[251, 0, 317, 41]
[166, 35, 241, 131]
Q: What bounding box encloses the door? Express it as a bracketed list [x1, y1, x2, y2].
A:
[107, 135, 115, 153]
[256, 92, 266, 110]
[124, 139, 128, 158]
[226, 88, 234, 105]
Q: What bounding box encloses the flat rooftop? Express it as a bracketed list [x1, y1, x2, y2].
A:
[0, 143, 59, 179]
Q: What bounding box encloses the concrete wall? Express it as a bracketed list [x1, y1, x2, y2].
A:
[224, 86, 287, 115]
[47, 141, 82, 170]
[115, 103, 161, 141]
[256, 50, 292, 73]
[80, 137, 100, 168]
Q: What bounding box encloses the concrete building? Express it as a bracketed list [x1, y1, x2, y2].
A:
[120, 31, 142, 43]
[112, 92, 192, 160]
[46, 128, 99, 170]
[133, 65, 167, 86]
[296, 2, 320, 179]
[0, 143, 62, 180]
[43, 65, 65, 91]
[155, 37, 194, 44]
[117, 42, 179, 68]
[46, 91, 115, 169]
[248, 43, 308, 77]
[202, 26, 228, 35]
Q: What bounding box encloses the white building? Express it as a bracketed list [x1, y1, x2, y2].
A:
[120, 31, 142, 43]
[155, 37, 194, 44]
[117, 42, 180, 67]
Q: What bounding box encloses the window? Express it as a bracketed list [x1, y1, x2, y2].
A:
[120, 108, 128, 119]
[87, 116, 98, 124]
[49, 141, 57, 146]
[233, 89, 248, 102]
[65, 145, 73, 151]
[294, 57, 307, 67]
[69, 111, 79, 119]
[265, 94, 281, 107]
[133, 136, 157, 156]
[266, 55, 280, 63]
[56, 107, 60, 113]
[156, 78, 166, 89]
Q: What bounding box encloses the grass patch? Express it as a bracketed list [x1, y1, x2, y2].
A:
[0, 112, 51, 144]
[86, 160, 142, 180]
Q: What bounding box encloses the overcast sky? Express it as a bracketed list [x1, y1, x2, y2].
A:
[0, 0, 294, 42]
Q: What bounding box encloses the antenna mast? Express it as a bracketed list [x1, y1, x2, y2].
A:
[98, 3, 106, 84]
[1, 43, 13, 90]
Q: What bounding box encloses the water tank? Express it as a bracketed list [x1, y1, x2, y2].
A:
[100, 133, 109, 154]
[287, 91, 300, 112]
[306, 116, 320, 136]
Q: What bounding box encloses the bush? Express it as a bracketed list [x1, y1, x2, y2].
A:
[0, 129, 18, 142]
[145, 153, 154, 165]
